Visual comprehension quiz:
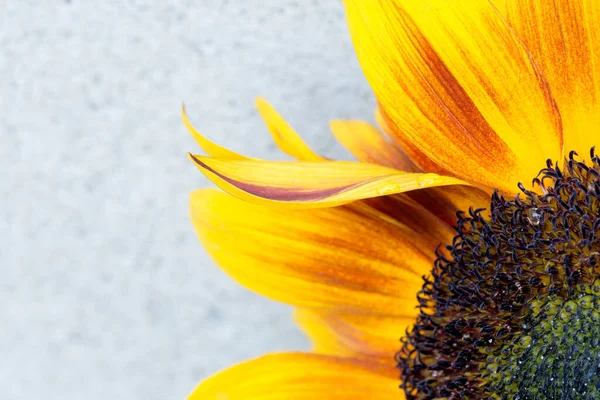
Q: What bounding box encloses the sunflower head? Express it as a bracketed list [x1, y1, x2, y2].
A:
[185, 1, 600, 399]
[399, 150, 600, 399]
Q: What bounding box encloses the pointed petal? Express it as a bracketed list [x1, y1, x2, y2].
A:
[329, 119, 415, 170]
[189, 155, 469, 208]
[190, 189, 443, 316]
[256, 97, 323, 161]
[188, 353, 401, 400]
[182, 105, 249, 160]
[504, 0, 600, 157]
[295, 308, 410, 359]
[344, 0, 563, 193]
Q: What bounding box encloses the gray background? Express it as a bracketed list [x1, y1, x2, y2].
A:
[1, 1, 375, 399]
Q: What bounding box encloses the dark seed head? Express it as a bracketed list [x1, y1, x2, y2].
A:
[398, 151, 600, 399]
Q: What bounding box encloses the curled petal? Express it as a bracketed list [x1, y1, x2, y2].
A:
[188, 352, 401, 400]
[182, 105, 248, 160]
[189, 155, 469, 208]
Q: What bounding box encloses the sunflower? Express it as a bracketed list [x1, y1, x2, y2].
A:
[185, 1, 600, 399]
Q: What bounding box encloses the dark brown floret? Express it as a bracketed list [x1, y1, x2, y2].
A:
[398, 149, 600, 399]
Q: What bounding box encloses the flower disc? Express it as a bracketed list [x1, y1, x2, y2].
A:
[398, 151, 600, 399]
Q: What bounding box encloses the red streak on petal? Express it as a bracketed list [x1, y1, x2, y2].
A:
[190, 155, 365, 202]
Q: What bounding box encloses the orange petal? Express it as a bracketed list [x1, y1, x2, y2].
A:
[504, 0, 600, 158]
[256, 97, 323, 161]
[190, 188, 441, 316]
[189, 155, 469, 208]
[188, 352, 401, 400]
[357, 193, 454, 247]
[375, 106, 445, 175]
[344, 0, 563, 194]
[295, 308, 410, 359]
[329, 119, 416, 170]
[182, 105, 249, 160]
[405, 185, 492, 227]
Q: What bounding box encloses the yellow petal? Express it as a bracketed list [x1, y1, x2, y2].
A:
[504, 0, 600, 158]
[181, 105, 249, 160]
[189, 154, 469, 208]
[375, 106, 445, 175]
[295, 308, 411, 359]
[188, 352, 401, 400]
[256, 97, 323, 161]
[293, 309, 355, 357]
[329, 119, 416, 170]
[344, 0, 563, 194]
[190, 188, 442, 316]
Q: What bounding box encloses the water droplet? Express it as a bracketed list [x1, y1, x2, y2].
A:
[526, 208, 541, 225]
[376, 184, 399, 196]
[417, 177, 434, 188]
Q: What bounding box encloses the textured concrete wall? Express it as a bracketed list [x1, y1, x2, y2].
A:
[2, 1, 374, 399]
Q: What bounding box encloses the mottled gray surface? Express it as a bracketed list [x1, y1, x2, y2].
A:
[1, 1, 375, 399]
